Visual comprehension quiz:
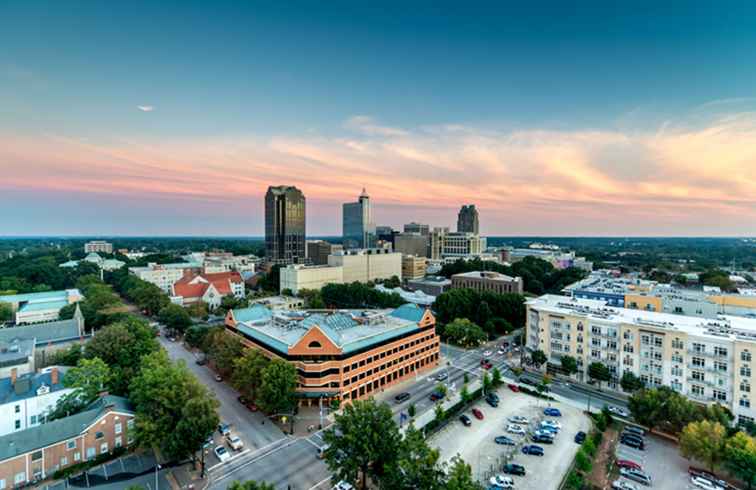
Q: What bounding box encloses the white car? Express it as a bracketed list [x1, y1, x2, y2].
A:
[214, 445, 230, 462]
[507, 424, 526, 435]
[483, 350, 493, 357]
[541, 420, 562, 431]
[691, 476, 726, 490]
[611, 480, 639, 490]
[226, 433, 244, 451]
[497, 349, 505, 355]
[333, 481, 355, 490]
[489, 475, 514, 488]
[608, 405, 630, 418]
[508, 415, 529, 425]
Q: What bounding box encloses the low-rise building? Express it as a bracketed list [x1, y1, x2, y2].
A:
[250, 295, 305, 310]
[0, 368, 72, 436]
[374, 285, 435, 306]
[0, 395, 135, 486]
[60, 253, 125, 272]
[84, 241, 112, 254]
[401, 255, 427, 281]
[306, 241, 343, 266]
[128, 262, 203, 293]
[279, 265, 344, 295]
[327, 248, 402, 283]
[171, 272, 245, 309]
[451, 271, 524, 295]
[0, 290, 83, 325]
[526, 294, 756, 428]
[225, 304, 439, 406]
[407, 276, 451, 297]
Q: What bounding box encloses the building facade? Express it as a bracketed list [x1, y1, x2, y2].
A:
[225, 304, 440, 405]
[456, 205, 479, 234]
[451, 271, 524, 294]
[171, 271, 245, 309]
[83, 241, 113, 254]
[328, 249, 402, 283]
[407, 276, 451, 296]
[393, 233, 428, 258]
[306, 241, 342, 266]
[265, 185, 306, 265]
[429, 228, 486, 260]
[0, 290, 83, 325]
[279, 265, 344, 294]
[526, 294, 756, 428]
[0, 368, 72, 437]
[0, 395, 134, 487]
[401, 255, 427, 281]
[128, 262, 203, 293]
[342, 189, 376, 250]
[403, 222, 429, 236]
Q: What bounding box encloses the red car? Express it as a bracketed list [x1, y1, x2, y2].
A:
[472, 408, 484, 420]
[480, 359, 493, 369]
[507, 383, 520, 392]
[616, 459, 642, 471]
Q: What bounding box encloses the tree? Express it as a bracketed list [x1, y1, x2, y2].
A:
[257, 359, 297, 415]
[408, 403, 416, 418]
[444, 456, 483, 490]
[435, 383, 447, 399]
[323, 399, 402, 490]
[482, 372, 492, 394]
[620, 371, 645, 393]
[232, 349, 269, 399]
[63, 357, 111, 403]
[574, 449, 592, 473]
[129, 350, 219, 461]
[460, 384, 471, 405]
[185, 325, 212, 348]
[434, 404, 444, 422]
[442, 318, 486, 347]
[491, 367, 502, 387]
[228, 482, 275, 490]
[205, 329, 244, 375]
[131, 282, 170, 316]
[724, 431, 756, 490]
[186, 301, 209, 320]
[587, 362, 611, 388]
[680, 420, 727, 473]
[530, 349, 547, 369]
[158, 303, 192, 334]
[0, 301, 11, 322]
[381, 424, 445, 490]
[537, 374, 551, 395]
[560, 355, 578, 376]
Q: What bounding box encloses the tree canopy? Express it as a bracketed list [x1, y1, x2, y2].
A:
[441, 318, 487, 347]
[433, 288, 525, 334]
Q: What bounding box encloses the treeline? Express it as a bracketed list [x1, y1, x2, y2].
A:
[0, 252, 101, 294]
[305, 282, 405, 309]
[108, 268, 170, 316]
[439, 256, 587, 295]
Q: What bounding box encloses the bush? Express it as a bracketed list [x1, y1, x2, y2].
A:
[582, 437, 597, 457]
[592, 412, 608, 432]
[575, 449, 592, 473]
[564, 470, 584, 490]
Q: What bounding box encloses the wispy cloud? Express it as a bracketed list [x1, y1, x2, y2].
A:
[344, 115, 408, 137]
[137, 105, 154, 112]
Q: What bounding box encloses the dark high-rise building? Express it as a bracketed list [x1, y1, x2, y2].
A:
[457, 205, 479, 234]
[265, 185, 306, 265]
[342, 188, 376, 249]
[403, 222, 429, 236]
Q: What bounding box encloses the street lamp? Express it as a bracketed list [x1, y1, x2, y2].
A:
[155, 463, 161, 490]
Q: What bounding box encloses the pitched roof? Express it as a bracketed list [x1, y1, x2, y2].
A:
[0, 370, 69, 405]
[173, 272, 243, 299]
[0, 395, 133, 462]
[0, 318, 83, 346]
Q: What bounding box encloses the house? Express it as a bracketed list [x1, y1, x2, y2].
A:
[0, 368, 73, 436]
[0, 395, 135, 487]
[171, 272, 245, 309]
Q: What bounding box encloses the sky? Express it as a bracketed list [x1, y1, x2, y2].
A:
[2, 1, 756, 236]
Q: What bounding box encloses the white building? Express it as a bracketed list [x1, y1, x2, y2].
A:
[429, 228, 486, 260]
[0, 368, 73, 436]
[328, 248, 402, 283]
[279, 265, 344, 295]
[60, 253, 125, 272]
[0, 290, 83, 325]
[84, 241, 113, 254]
[374, 284, 435, 306]
[128, 262, 202, 293]
[171, 272, 245, 309]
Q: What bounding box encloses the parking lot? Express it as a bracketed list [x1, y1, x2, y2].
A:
[614, 428, 693, 489]
[430, 387, 591, 489]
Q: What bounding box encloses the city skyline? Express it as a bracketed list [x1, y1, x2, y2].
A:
[3, 2, 756, 236]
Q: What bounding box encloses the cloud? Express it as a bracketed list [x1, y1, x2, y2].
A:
[3, 106, 756, 235]
[137, 105, 154, 112]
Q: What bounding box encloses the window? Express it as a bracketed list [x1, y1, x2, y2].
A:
[714, 346, 728, 358]
[14, 473, 25, 485]
[66, 440, 76, 450]
[672, 339, 684, 349]
[641, 335, 650, 345]
[95, 431, 104, 440]
[60, 457, 68, 467]
[713, 389, 727, 401]
[30, 415, 37, 425]
[31, 451, 42, 462]
[671, 353, 683, 363]
[741, 381, 751, 393]
[127, 419, 135, 430]
[740, 397, 751, 408]
[671, 366, 682, 377]
[692, 357, 705, 368]
[86, 447, 96, 460]
[115, 423, 122, 435]
[100, 442, 108, 454]
[743, 350, 753, 362]
[692, 343, 705, 354]
[691, 385, 705, 396]
[308, 341, 322, 349]
[715, 361, 727, 372]
[115, 436, 122, 448]
[654, 337, 663, 347]
[742, 366, 752, 378]
[74, 452, 81, 462]
[623, 344, 634, 353]
[0, 478, 5, 490]
[14, 420, 20, 430]
[14, 405, 20, 414]
[692, 371, 705, 381]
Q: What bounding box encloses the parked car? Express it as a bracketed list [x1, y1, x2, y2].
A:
[436, 372, 448, 381]
[459, 414, 472, 426]
[472, 408, 484, 420]
[218, 423, 231, 436]
[237, 395, 248, 405]
[611, 480, 640, 490]
[620, 437, 645, 450]
[543, 407, 562, 417]
[521, 444, 544, 456]
[574, 431, 586, 443]
[429, 390, 445, 401]
[621, 432, 645, 445]
[619, 468, 652, 486]
[507, 383, 520, 392]
[214, 445, 230, 462]
[519, 376, 535, 386]
[532, 434, 554, 444]
[624, 425, 645, 437]
[483, 350, 493, 357]
[485, 394, 499, 407]
[215, 374, 223, 382]
[508, 415, 528, 425]
[506, 424, 525, 435]
[489, 475, 514, 488]
[502, 463, 526, 476]
[539, 425, 559, 434]
[333, 481, 354, 490]
[616, 460, 643, 471]
[541, 420, 562, 431]
[607, 405, 630, 418]
[226, 433, 244, 451]
[246, 402, 258, 412]
[394, 392, 411, 403]
[494, 436, 515, 445]
[480, 359, 493, 370]
[691, 476, 726, 490]
[688, 467, 728, 489]
[195, 358, 208, 366]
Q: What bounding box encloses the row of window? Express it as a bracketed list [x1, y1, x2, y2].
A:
[342, 352, 439, 400]
[342, 334, 437, 374]
[343, 343, 438, 387]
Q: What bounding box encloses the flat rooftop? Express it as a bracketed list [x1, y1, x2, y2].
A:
[0, 289, 80, 305]
[452, 271, 520, 282]
[128, 261, 202, 273]
[232, 303, 427, 355]
[528, 294, 756, 343]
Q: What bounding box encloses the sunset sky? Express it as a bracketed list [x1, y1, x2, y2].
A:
[2, 1, 756, 236]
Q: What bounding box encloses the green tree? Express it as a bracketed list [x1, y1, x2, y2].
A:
[574, 449, 592, 473]
[724, 431, 756, 490]
[408, 403, 416, 418]
[530, 349, 547, 368]
[491, 367, 502, 387]
[228, 482, 275, 490]
[434, 404, 445, 422]
[257, 359, 297, 415]
[381, 424, 445, 490]
[442, 318, 486, 347]
[444, 456, 483, 490]
[186, 301, 209, 320]
[205, 329, 244, 375]
[537, 374, 551, 395]
[587, 362, 611, 388]
[620, 371, 645, 393]
[63, 357, 111, 402]
[680, 420, 727, 473]
[232, 349, 270, 399]
[560, 355, 578, 376]
[323, 399, 402, 490]
[158, 303, 192, 334]
[460, 384, 471, 405]
[185, 325, 212, 348]
[131, 282, 170, 316]
[129, 350, 219, 462]
[435, 383, 447, 399]
[482, 372, 492, 394]
[0, 302, 12, 322]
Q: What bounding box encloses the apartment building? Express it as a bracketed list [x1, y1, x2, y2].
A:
[225, 304, 439, 406]
[0, 395, 134, 487]
[327, 248, 402, 283]
[83, 241, 113, 254]
[279, 264, 344, 295]
[451, 271, 524, 294]
[128, 262, 203, 293]
[0, 289, 83, 325]
[526, 294, 756, 428]
[401, 255, 427, 281]
[428, 228, 486, 260]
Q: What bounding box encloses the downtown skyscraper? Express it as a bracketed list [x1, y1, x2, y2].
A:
[342, 188, 376, 249]
[265, 185, 306, 265]
[457, 204, 479, 234]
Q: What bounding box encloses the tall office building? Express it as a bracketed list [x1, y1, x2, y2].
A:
[342, 188, 376, 249]
[457, 205, 479, 234]
[265, 185, 306, 265]
[404, 222, 429, 236]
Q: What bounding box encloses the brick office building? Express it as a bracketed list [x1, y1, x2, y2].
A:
[225, 303, 440, 405]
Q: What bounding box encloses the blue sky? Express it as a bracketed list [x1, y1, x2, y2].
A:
[2, 1, 756, 235]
